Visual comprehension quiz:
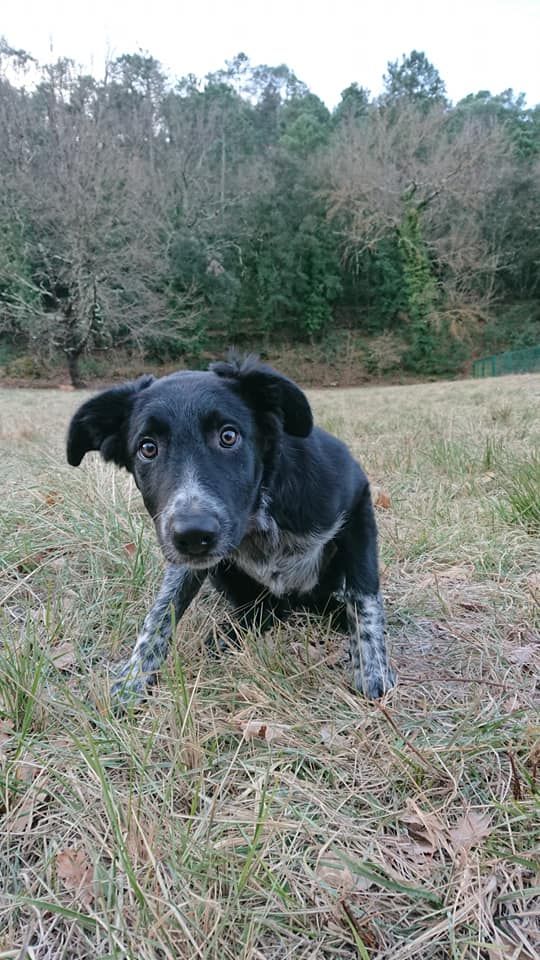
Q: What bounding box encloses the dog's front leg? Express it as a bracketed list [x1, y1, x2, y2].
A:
[345, 591, 395, 699]
[111, 564, 205, 706]
[343, 487, 396, 699]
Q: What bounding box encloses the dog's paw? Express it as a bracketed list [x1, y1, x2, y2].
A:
[110, 663, 151, 711]
[353, 664, 397, 700]
[204, 626, 242, 658]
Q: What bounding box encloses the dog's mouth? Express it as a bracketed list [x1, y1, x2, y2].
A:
[159, 542, 224, 569]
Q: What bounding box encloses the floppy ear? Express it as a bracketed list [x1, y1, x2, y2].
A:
[66, 375, 155, 468]
[210, 353, 313, 437]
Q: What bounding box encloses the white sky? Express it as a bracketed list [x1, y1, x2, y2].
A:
[2, 0, 539, 107]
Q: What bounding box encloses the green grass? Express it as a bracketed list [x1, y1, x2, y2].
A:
[0, 374, 539, 959]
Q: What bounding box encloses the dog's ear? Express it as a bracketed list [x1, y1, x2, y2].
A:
[211, 353, 313, 437]
[67, 375, 155, 468]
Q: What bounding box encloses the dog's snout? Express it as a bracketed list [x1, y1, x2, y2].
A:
[170, 514, 220, 557]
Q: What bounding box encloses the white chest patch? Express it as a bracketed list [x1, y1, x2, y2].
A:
[233, 512, 345, 597]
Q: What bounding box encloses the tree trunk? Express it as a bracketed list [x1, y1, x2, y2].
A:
[67, 351, 85, 388]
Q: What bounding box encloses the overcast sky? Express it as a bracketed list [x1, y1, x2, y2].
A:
[2, 0, 539, 107]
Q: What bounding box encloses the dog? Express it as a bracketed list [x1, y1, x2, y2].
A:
[67, 354, 396, 705]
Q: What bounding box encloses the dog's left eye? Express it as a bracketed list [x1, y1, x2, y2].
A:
[138, 438, 158, 460]
[219, 426, 239, 448]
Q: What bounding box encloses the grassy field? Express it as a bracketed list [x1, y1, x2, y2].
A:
[0, 374, 539, 960]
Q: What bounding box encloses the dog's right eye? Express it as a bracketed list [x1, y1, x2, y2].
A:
[138, 438, 158, 460]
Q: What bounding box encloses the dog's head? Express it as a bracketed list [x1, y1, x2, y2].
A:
[67, 354, 312, 569]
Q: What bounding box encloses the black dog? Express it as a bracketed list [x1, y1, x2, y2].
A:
[67, 355, 396, 705]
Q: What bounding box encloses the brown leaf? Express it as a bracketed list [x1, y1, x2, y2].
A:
[373, 488, 392, 509]
[437, 563, 474, 583]
[125, 815, 158, 864]
[450, 810, 491, 851]
[316, 864, 356, 895]
[236, 682, 270, 706]
[486, 941, 531, 959]
[50, 642, 77, 670]
[56, 847, 95, 906]
[526, 572, 540, 594]
[320, 724, 352, 751]
[15, 755, 39, 783]
[44, 490, 62, 507]
[315, 856, 373, 895]
[9, 757, 47, 832]
[0, 719, 14, 759]
[235, 718, 289, 743]
[124, 542, 137, 557]
[181, 739, 204, 769]
[10, 792, 36, 832]
[400, 799, 450, 855]
[291, 640, 326, 665]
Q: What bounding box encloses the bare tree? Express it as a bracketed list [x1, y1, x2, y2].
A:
[0, 55, 202, 385]
[325, 102, 513, 322]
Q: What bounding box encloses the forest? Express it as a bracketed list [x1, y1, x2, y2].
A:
[0, 41, 539, 385]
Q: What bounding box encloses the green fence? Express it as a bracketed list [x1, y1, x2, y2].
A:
[472, 345, 540, 378]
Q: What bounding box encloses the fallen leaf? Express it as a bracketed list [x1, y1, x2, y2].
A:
[125, 815, 158, 864]
[291, 640, 326, 665]
[450, 810, 491, 852]
[181, 739, 204, 769]
[507, 644, 538, 667]
[373, 488, 392, 509]
[9, 792, 36, 832]
[236, 683, 270, 706]
[486, 940, 531, 959]
[9, 757, 47, 832]
[437, 563, 474, 582]
[44, 491, 62, 507]
[316, 863, 356, 895]
[0, 719, 14, 760]
[15, 755, 40, 783]
[0, 719, 14, 740]
[526, 572, 540, 593]
[50, 642, 77, 670]
[315, 857, 373, 894]
[56, 847, 95, 906]
[235, 718, 289, 743]
[320, 724, 351, 751]
[124, 542, 137, 557]
[400, 799, 450, 855]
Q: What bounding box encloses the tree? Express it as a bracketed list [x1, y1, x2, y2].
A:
[0, 55, 201, 384]
[325, 100, 512, 363]
[382, 50, 447, 107]
[333, 83, 371, 125]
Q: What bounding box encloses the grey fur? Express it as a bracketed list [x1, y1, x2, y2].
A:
[234, 514, 345, 597]
[345, 592, 396, 699]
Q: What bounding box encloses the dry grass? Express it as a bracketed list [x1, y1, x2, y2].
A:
[0, 374, 539, 960]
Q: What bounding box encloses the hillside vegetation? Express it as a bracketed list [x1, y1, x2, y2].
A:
[0, 43, 539, 385]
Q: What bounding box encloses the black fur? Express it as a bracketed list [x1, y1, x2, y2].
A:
[67, 354, 395, 705]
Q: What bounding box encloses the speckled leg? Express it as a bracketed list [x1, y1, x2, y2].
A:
[111, 565, 205, 707]
[342, 486, 396, 699]
[345, 591, 396, 698]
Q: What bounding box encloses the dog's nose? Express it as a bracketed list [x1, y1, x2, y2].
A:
[170, 515, 220, 557]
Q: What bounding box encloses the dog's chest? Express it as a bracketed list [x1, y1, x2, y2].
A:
[233, 515, 343, 596]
